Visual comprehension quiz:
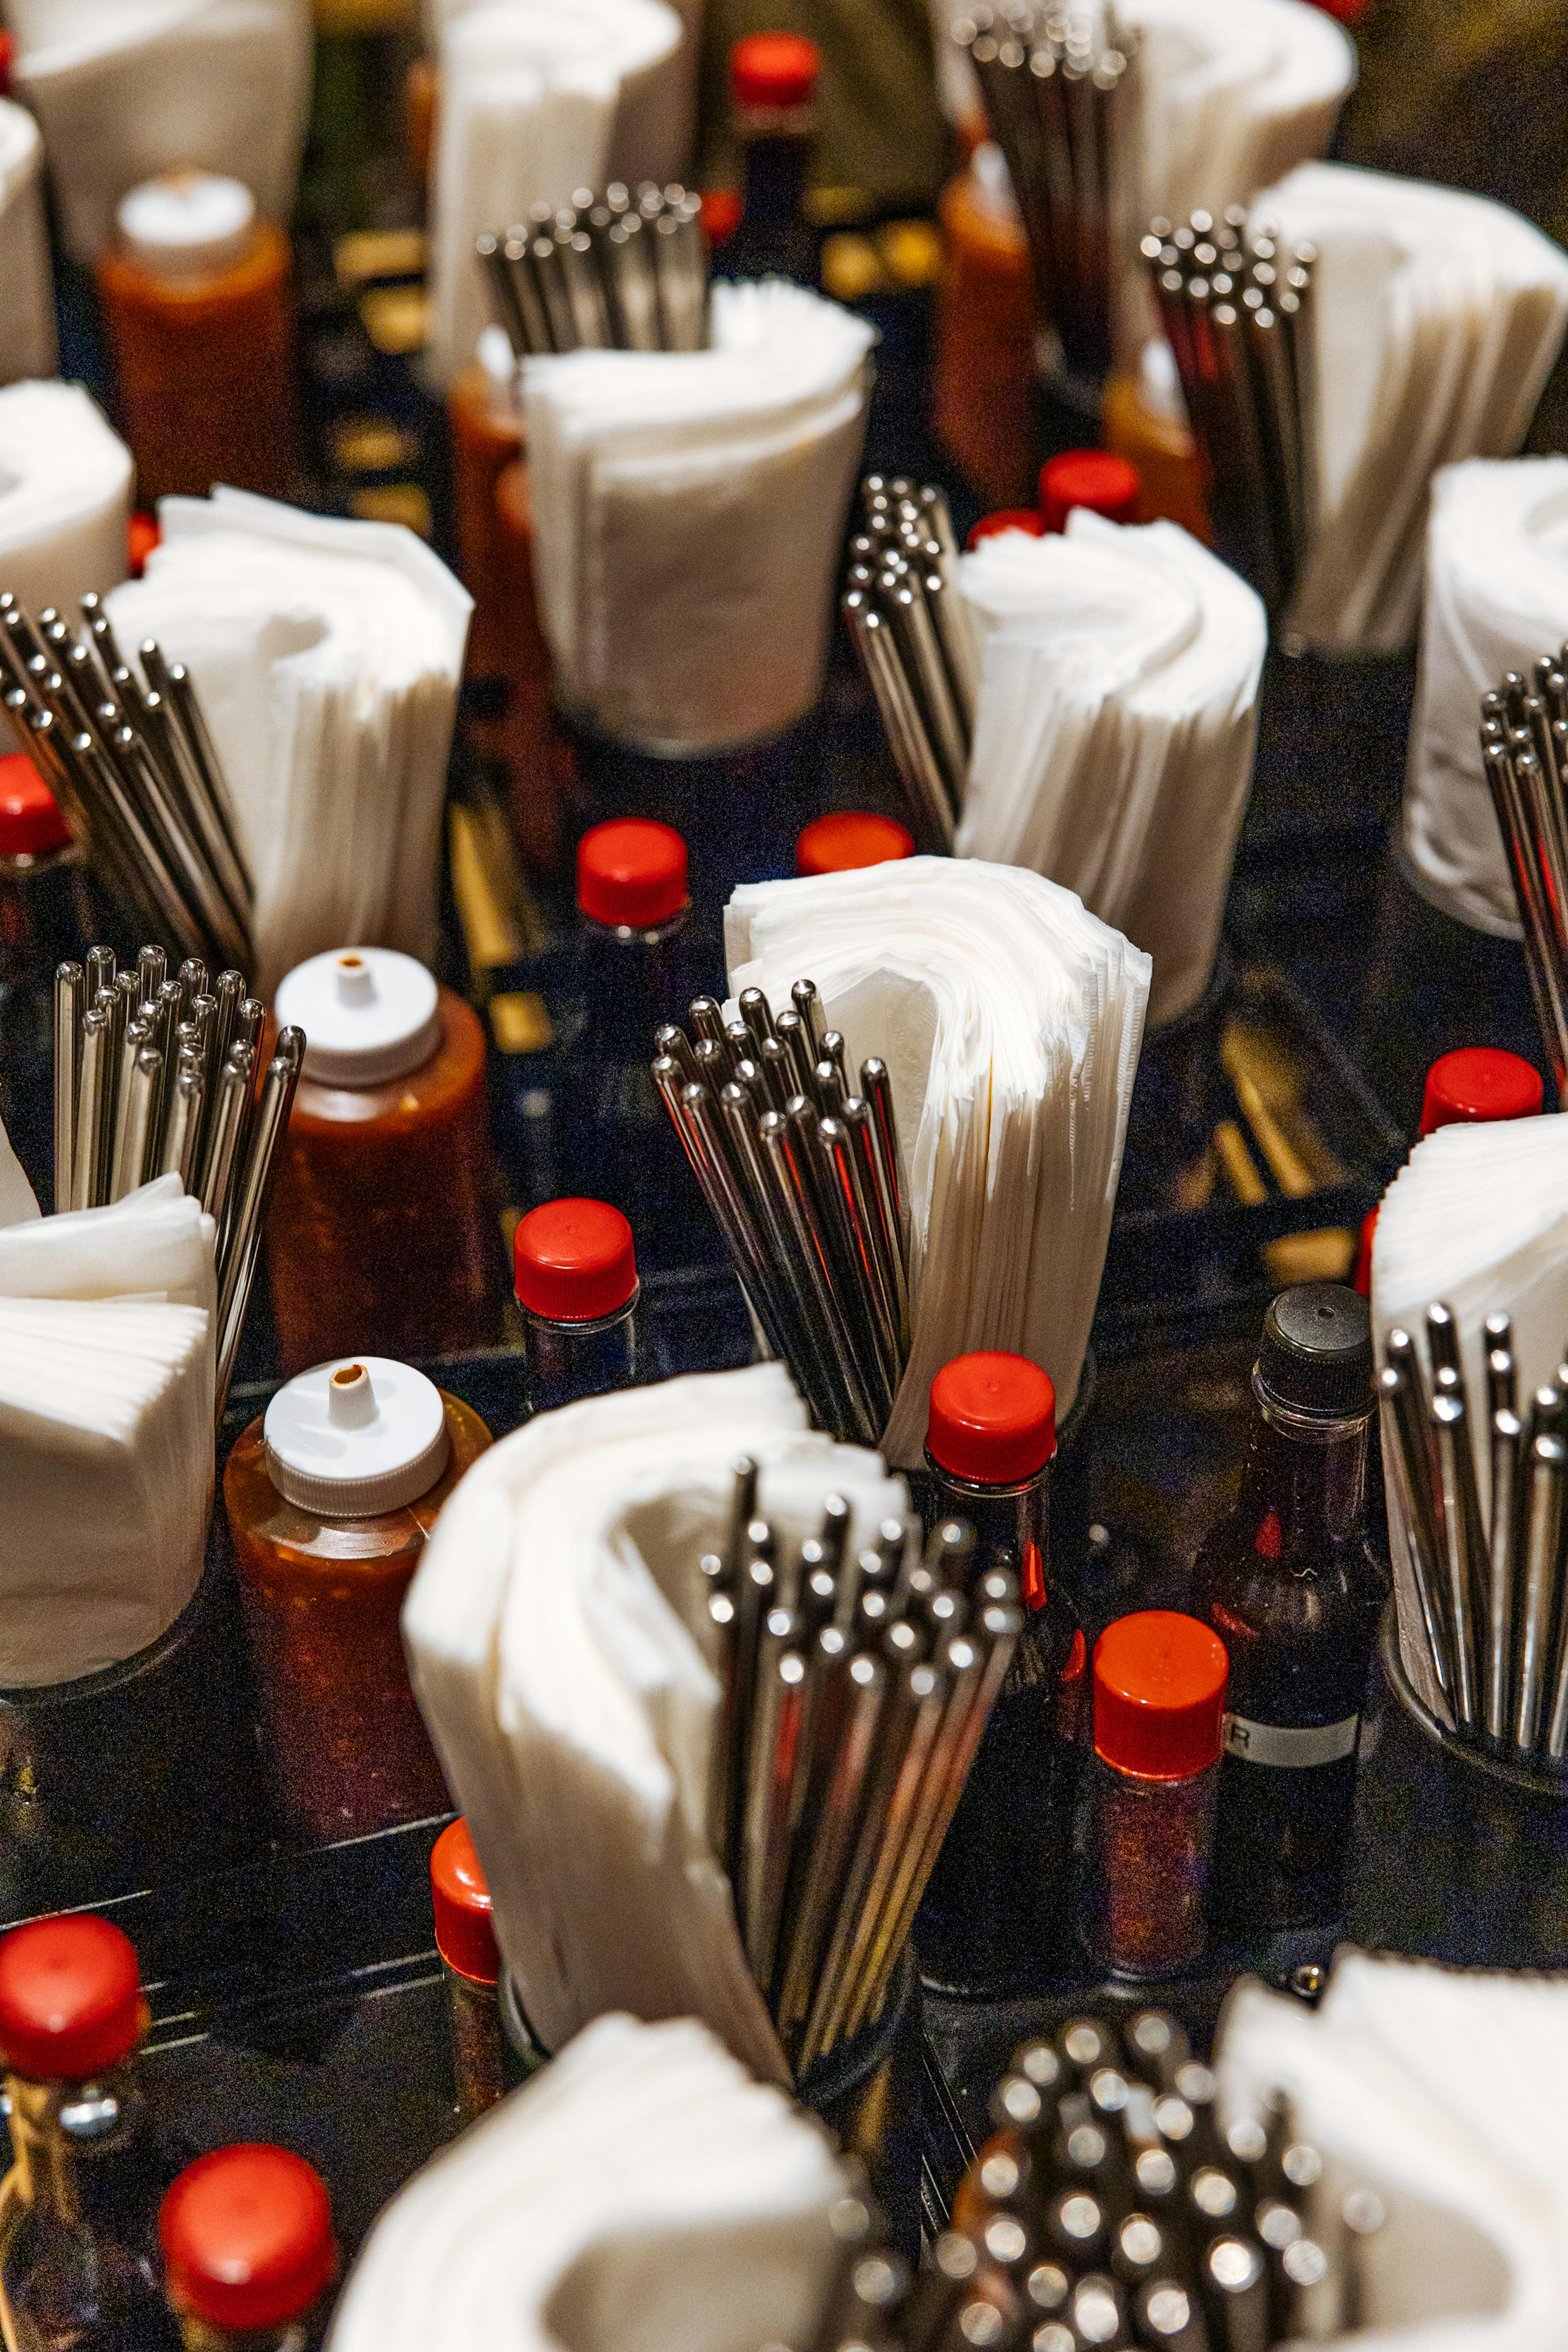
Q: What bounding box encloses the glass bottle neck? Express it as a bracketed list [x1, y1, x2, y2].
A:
[178, 2314, 308, 2351]
[927, 1459, 1051, 1609]
[1236, 1390, 1372, 1554]
[4, 2076, 85, 2228]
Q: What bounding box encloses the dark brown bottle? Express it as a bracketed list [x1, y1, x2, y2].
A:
[1190, 1284, 1387, 1935]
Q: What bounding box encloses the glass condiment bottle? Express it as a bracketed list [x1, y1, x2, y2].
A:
[1084, 1611, 1228, 1979]
[95, 174, 299, 504]
[512, 1197, 642, 1413]
[555, 820, 711, 1266]
[914, 1352, 1082, 1991]
[0, 755, 87, 1205]
[223, 1357, 492, 1844]
[430, 1819, 507, 2122]
[265, 947, 501, 1372]
[1355, 1046, 1544, 1294]
[722, 33, 820, 287]
[1190, 1283, 1388, 1935]
[159, 2145, 334, 2351]
[795, 811, 913, 877]
[0, 1913, 183, 2350]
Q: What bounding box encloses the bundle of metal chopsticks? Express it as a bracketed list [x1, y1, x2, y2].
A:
[953, 7, 1136, 390]
[52, 945, 303, 1418]
[706, 1468, 1018, 2072]
[1380, 1302, 1568, 1764]
[1143, 212, 1318, 615]
[1480, 652, 1568, 1096]
[653, 977, 910, 1447]
[843, 476, 973, 849]
[0, 594, 251, 973]
[478, 183, 709, 359]
[810, 2011, 1379, 2352]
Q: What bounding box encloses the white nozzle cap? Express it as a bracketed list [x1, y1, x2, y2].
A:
[264, 1355, 452, 1517]
[275, 947, 441, 1087]
[118, 172, 257, 279]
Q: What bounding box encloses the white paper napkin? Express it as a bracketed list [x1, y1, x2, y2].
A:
[403, 1362, 905, 2085]
[104, 487, 472, 996]
[327, 2012, 846, 2352]
[0, 102, 56, 387]
[957, 511, 1265, 1027]
[427, 0, 687, 389]
[725, 857, 1150, 1466]
[8, 0, 312, 264]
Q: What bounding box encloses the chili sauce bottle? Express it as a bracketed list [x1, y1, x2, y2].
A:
[430, 1818, 508, 2122]
[512, 1197, 642, 1414]
[722, 33, 821, 287]
[1190, 1283, 1387, 1935]
[159, 2144, 335, 2350]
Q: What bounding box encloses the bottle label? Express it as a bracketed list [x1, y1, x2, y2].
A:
[1222, 1711, 1360, 1767]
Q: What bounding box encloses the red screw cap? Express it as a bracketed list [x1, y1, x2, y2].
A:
[430, 1818, 499, 1986]
[730, 31, 820, 109]
[1093, 1612, 1228, 1781]
[796, 811, 915, 875]
[0, 1915, 143, 2080]
[1040, 450, 1140, 535]
[514, 1197, 638, 1323]
[161, 2146, 335, 2334]
[967, 508, 1047, 550]
[0, 753, 70, 860]
[1419, 1047, 1542, 1137]
[577, 819, 688, 931]
[927, 1350, 1056, 1485]
[127, 510, 160, 578]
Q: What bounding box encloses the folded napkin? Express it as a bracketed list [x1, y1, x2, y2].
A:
[0, 102, 56, 386]
[725, 858, 1149, 1466]
[1252, 163, 1568, 654]
[523, 279, 875, 753]
[403, 1363, 904, 2085]
[428, 0, 686, 388]
[1219, 1953, 1568, 2345]
[104, 488, 472, 997]
[8, 0, 312, 264]
[957, 511, 1266, 1027]
[0, 378, 131, 622]
[327, 2012, 845, 2352]
[0, 1165, 217, 1686]
[1403, 457, 1568, 938]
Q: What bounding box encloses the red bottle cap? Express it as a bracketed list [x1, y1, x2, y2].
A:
[1093, 1612, 1228, 1781]
[1040, 450, 1140, 535]
[700, 187, 744, 247]
[430, 1818, 499, 1986]
[0, 31, 12, 98]
[160, 2146, 335, 2333]
[0, 753, 70, 859]
[127, 510, 160, 577]
[926, 1351, 1057, 1485]
[967, 508, 1047, 550]
[576, 819, 688, 931]
[0, 1915, 144, 2080]
[796, 811, 915, 875]
[1419, 1047, 1542, 1137]
[514, 1197, 638, 1322]
[730, 31, 820, 109]
[1354, 1204, 1377, 1298]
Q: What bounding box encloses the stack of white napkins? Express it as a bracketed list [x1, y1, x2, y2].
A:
[6, 0, 311, 263]
[428, 0, 686, 388]
[0, 379, 131, 619]
[1219, 1953, 1568, 2345]
[956, 511, 1265, 1028]
[1250, 163, 1568, 655]
[1404, 457, 1568, 938]
[328, 2013, 845, 2352]
[725, 859, 1150, 1466]
[523, 280, 875, 753]
[0, 103, 55, 387]
[1372, 1114, 1568, 1708]
[403, 1363, 905, 2085]
[105, 488, 472, 996]
[0, 1129, 217, 1688]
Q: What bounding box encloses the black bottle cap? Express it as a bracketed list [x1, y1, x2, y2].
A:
[1257, 1284, 1374, 1417]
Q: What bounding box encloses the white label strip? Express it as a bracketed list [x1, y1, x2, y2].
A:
[1223, 1711, 1360, 1768]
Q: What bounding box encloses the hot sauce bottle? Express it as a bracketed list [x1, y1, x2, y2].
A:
[159, 2145, 335, 2351]
[512, 1198, 643, 1414]
[795, 812, 913, 877]
[223, 1357, 492, 1844]
[430, 1819, 507, 2123]
[0, 1914, 183, 2350]
[722, 34, 821, 288]
[265, 946, 501, 1373]
[1190, 1283, 1387, 1935]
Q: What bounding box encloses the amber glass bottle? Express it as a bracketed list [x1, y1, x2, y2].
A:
[224, 1358, 491, 1843]
[265, 946, 500, 1372]
[1190, 1283, 1387, 1935]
